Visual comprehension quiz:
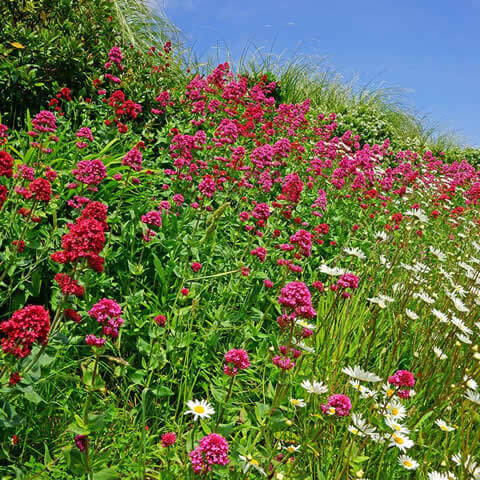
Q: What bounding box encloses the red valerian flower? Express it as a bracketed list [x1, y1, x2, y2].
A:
[54, 273, 84, 297]
[64, 308, 82, 323]
[85, 334, 106, 347]
[223, 349, 250, 376]
[191, 262, 202, 272]
[74, 435, 88, 452]
[29, 178, 52, 202]
[9, 372, 21, 386]
[122, 147, 143, 172]
[0, 150, 14, 178]
[0, 305, 50, 358]
[88, 298, 124, 338]
[12, 240, 25, 252]
[321, 394, 352, 417]
[0, 185, 7, 209]
[189, 434, 230, 474]
[161, 432, 177, 448]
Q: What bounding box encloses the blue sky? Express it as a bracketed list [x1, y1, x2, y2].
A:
[155, 0, 480, 147]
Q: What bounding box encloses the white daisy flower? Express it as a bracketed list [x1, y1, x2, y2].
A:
[405, 309, 419, 320]
[456, 333, 472, 344]
[465, 389, 480, 405]
[342, 365, 382, 382]
[429, 246, 447, 262]
[398, 455, 419, 470]
[464, 376, 478, 390]
[435, 419, 456, 432]
[344, 247, 367, 260]
[319, 264, 345, 276]
[350, 413, 377, 437]
[433, 347, 447, 360]
[450, 315, 473, 335]
[284, 444, 300, 454]
[414, 291, 435, 304]
[452, 296, 469, 313]
[295, 319, 316, 331]
[295, 340, 315, 353]
[290, 398, 306, 408]
[379, 255, 391, 268]
[428, 472, 456, 480]
[375, 231, 388, 242]
[301, 379, 328, 395]
[432, 308, 449, 323]
[239, 455, 266, 475]
[384, 400, 407, 420]
[405, 209, 429, 223]
[184, 399, 215, 421]
[388, 432, 414, 451]
[385, 417, 410, 434]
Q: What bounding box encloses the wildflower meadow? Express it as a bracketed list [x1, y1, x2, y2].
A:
[0, 2, 479, 479]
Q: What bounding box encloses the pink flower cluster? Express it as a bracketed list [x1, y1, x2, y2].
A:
[320, 394, 352, 417]
[75, 127, 94, 149]
[31, 110, 57, 133]
[122, 147, 143, 172]
[189, 434, 230, 474]
[88, 298, 124, 339]
[73, 159, 106, 187]
[278, 281, 316, 320]
[223, 348, 250, 376]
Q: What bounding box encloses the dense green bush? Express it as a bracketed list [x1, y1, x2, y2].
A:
[0, 0, 120, 127]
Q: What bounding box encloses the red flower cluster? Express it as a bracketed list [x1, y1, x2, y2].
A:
[51, 205, 107, 272]
[54, 273, 84, 297]
[28, 178, 52, 202]
[0, 305, 50, 358]
[0, 150, 14, 178]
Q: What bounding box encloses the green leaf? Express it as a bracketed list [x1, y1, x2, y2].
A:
[93, 468, 119, 480]
[150, 385, 174, 398]
[20, 386, 43, 404]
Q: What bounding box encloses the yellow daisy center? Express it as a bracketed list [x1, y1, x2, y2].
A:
[328, 407, 336, 414]
[393, 424, 401, 431]
[391, 408, 399, 415]
[193, 405, 205, 414]
[404, 461, 412, 467]
[249, 459, 259, 466]
[394, 435, 404, 445]
[387, 389, 394, 397]
[287, 446, 296, 453]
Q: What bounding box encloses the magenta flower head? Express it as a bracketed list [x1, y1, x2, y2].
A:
[223, 349, 250, 376]
[32, 110, 57, 133]
[278, 281, 316, 319]
[273, 355, 295, 371]
[88, 299, 124, 338]
[73, 159, 106, 186]
[321, 394, 352, 417]
[85, 334, 106, 347]
[122, 147, 143, 172]
[191, 262, 202, 273]
[74, 435, 88, 452]
[161, 432, 177, 448]
[388, 370, 415, 388]
[337, 273, 359, 290]
[189, 433, 230, 474]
